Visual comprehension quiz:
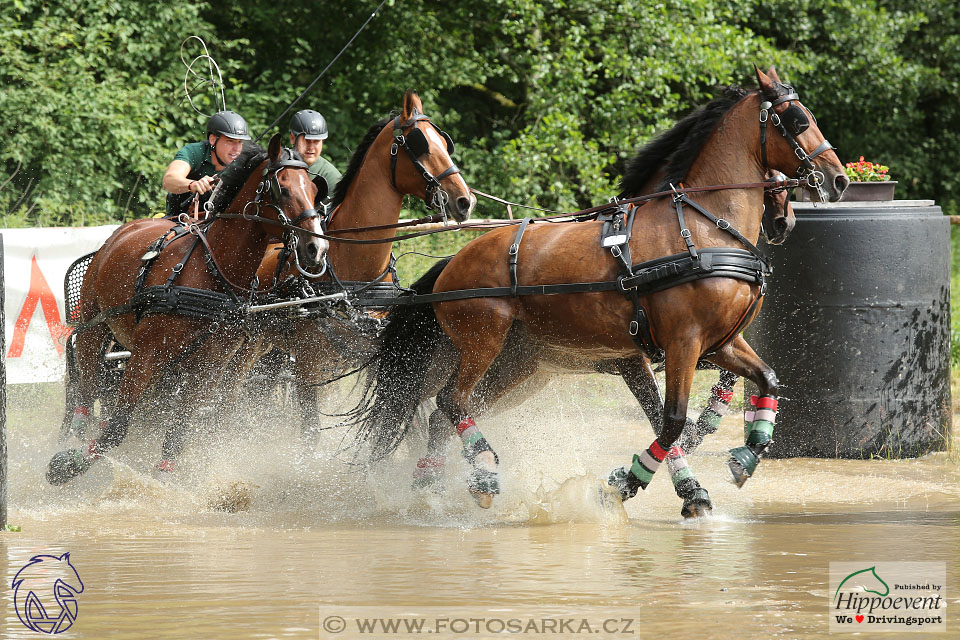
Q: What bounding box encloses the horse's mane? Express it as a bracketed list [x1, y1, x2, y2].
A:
[208, 142, 305, 213]
[619, 85, 751, 195]
[332, 117, 391, 208]
[208, 142, 266, 213]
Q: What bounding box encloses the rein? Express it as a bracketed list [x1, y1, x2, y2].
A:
[216, 176, 806, 245]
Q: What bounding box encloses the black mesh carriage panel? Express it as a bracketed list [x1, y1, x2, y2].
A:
[63, 251, 97, 326]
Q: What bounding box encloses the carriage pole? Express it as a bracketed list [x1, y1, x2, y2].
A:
[0, 234, 7, 528]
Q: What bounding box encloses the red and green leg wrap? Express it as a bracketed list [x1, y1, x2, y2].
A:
[666, 446, 712, 517]
[697, 383, 734, 436]
[411, 455, 446, 490]
[729, 395, 777, 486]
[608, 439, 669, 501]
[69, 406, 92, 439]
[457, 418, 499, 495]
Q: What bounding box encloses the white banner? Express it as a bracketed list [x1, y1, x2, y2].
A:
[2, 226, 118, 384]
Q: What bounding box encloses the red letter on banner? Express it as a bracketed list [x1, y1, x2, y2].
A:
[8, 255, 68, 357]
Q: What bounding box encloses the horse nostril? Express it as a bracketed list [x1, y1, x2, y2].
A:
[457, 196, 472, 213]
[307, 243, 318, 259]
[835, 174, 849, 193]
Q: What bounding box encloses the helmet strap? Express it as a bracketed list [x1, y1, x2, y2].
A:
[211, 135, 228, 168]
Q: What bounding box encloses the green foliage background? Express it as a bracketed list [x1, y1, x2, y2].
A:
[2, 0, 958, 226]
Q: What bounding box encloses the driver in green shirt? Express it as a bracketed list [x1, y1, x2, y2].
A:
[162, 110, 251, 215]
[288, 109, 342, 197]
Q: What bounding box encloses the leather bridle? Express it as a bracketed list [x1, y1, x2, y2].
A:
[759, 85, 835, 202]
[389, 113, 461, 220]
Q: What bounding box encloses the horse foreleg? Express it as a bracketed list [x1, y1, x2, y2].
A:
[609, 345, 700, 511]
[616, 356, 711, 517]
[47, 335, 164, 485]
[157, 332, 248, 471]
[62, 323, 112, 442]
[706, 335, 779, 488]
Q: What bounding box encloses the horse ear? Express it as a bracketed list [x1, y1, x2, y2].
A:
[59, 552, 71, 562]
[267, 133, 283, 163]
[402, 89, 423, 120]
[767, 65, 782, 83]
[755, 65, 775, 95]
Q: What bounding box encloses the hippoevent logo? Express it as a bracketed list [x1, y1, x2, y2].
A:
[12, 553, 85, 634]
[829, 562, 946, 632]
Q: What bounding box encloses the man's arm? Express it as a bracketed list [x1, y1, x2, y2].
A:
[162, 159, 216, 194]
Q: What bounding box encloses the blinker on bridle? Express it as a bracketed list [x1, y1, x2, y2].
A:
[759, 86, 835, 202]
[390, 113, 461, 220]
[239, 151, 328, 277]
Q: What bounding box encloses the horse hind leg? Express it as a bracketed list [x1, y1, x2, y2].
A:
[434, 305, 516, 509]
[706, 335, 779, 488]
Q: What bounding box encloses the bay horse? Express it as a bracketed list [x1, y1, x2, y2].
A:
[409, 169, 795, 516]
[236, 90, 474, 439]
[350, 66, 848, 513]
[47, 134, 328, 484]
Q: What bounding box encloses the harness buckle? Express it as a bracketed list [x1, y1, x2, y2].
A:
[680, 228, 692, 239]
[508, 243, 520, 256]
[390, 142, 399, 156]
[716, 218, 731, 230]
[610, 245, 622, 259]
[794, 146, 808, 161]
[629, 320, 639, 336]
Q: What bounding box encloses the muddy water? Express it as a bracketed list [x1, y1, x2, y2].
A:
[1, 378, 958, 639]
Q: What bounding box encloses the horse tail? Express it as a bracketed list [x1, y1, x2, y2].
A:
[350, 257, 451, 460]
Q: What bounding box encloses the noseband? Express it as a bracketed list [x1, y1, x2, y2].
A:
[389, 114, 462, 219]
[759, 85, 835, 201]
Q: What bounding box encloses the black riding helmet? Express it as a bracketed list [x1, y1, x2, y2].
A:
[289, 109, 328, 140]
[206, 110, 251, 140]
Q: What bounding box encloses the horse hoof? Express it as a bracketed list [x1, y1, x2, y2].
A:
[727, 446, 758, 489]
[680, 492, 713, 519]
[467, 466, 499, 508]
[607, 466, 641, 501]
[46, 449, 95, 485]
[469, 490, 495, 509]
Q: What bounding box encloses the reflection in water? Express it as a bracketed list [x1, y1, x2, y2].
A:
[1, 379, 958, 638]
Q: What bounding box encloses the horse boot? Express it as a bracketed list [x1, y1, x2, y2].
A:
[155, 415, 188, 476]
[46, 415, 121, 485]
[728, 395, 776, 488]
[411, 456, 446, 492]
[411, 408, 450, 493]
[457, 417, 499, 508]
[687, 372, 737, 451]
[665, 446, 712, 518]
[608, 439, 669, 501]
[65, 406, 93, 441]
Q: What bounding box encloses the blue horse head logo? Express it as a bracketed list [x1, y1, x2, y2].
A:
[12, 553, 84, 634]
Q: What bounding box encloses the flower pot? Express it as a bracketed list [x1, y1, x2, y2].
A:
[795, 180, 897, 202]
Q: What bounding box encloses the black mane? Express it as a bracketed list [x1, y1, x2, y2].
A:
[208, 142, 266, 213]
[619, 86, 751, 195]
[208, 143, 305, 213]
[332, 117, 392, 208]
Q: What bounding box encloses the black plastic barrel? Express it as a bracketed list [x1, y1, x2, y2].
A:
[744, 199, 952, 458]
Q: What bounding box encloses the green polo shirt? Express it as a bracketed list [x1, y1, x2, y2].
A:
[308, 156, 342, 196]
[173, 141, 218, 180]
[166, 141, 218, 215]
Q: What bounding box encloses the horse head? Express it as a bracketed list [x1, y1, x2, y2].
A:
[388, 89, 475, 222]
[756, 66, 848, 203]
[761, 169, 796, 245]
[258, 133, 329, 269]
